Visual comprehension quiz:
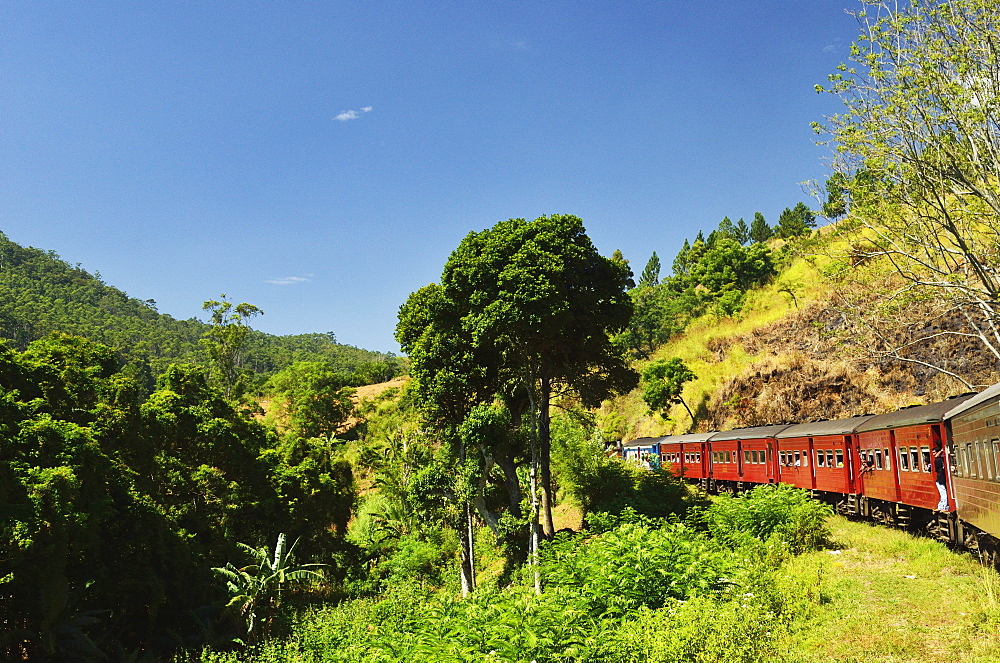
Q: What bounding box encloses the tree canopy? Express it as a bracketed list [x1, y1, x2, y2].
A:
[816, 0, 1000, 384]
[397, 214, 638, 551]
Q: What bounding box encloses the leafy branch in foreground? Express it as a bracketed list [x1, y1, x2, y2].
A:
[815, 0, 1000, 387]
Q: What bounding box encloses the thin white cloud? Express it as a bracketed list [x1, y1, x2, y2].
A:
[265, 276, 311, 286]
[334, 106, 373, 121]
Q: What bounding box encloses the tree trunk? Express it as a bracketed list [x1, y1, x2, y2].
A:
[458, 502, 475, 597]
[526, 375, 542, 595]
[494, 452, 523, 518]
[539, 372, 556, 538]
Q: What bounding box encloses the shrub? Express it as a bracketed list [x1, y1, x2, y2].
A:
[540, 521, 733, 617]
[696, 484, 833, 556]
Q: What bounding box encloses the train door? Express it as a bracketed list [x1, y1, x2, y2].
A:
[806, 437, 816, 489]
[889, 429, 903, 503]
[932, 424, 953, 510]
[845, 434, 857, 494]
[766, 441, 775, 483]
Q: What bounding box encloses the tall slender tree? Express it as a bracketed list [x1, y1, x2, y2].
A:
[397, 215, 637, 580]
[638, 251, 661, 288]
[200, 295, 262, 400]
[749, 212, 772, 243]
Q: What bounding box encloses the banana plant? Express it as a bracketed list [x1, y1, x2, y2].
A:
[213, 533, 325, 643]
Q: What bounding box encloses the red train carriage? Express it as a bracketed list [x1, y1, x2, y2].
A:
[657, 432, 714, 484]
[944, 385, 1000, 550]
[707, 424, 790, 491]
[774, 415, 875, 496]
[855, 395, 974, 516]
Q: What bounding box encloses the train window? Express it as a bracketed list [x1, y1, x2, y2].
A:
[875, 449, 884, 470]
[899, 448, 909, 471]
[985, 441, 996, 481]
[967, 443, 977, 478]
[884, 448, 891, 470]
[816, 451, 826, 468]
[779, 451, 787, 466]
[755, 450, 763, 464]
[826, 450, 834, 468]
[921, 446, 931, 473]
[743, 450, 750, 464]
[978, 441, 991, 480]
[993, 441, 1000, 482]
[836, 450, 844, 468]
[910, 447, 920, 472]
[793, 450, 802, 467]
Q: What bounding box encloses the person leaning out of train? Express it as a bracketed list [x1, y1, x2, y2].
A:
[932, 444, 948, 511]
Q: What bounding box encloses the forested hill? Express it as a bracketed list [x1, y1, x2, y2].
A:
[0, 230, 401, 381]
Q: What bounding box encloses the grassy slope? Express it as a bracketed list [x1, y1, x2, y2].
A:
[604, 228, 984, 441]
[605, 240, 843, 439]
[779, 517, 1000, 662]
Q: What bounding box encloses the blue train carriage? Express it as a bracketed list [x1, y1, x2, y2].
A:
[621, 436, 661, 470]
[657, 432, 715, 488]
[944, 384, 1000, 559]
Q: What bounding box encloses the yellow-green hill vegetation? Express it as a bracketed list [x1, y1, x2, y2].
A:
[604, 226, 998, 442]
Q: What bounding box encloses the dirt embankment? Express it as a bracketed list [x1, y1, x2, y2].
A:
[699, 303, 991, 431]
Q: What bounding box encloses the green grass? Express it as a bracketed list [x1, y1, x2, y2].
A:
[775, 517, 1000, 662]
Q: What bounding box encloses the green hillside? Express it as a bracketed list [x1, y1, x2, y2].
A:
[0, 230, 403, 385]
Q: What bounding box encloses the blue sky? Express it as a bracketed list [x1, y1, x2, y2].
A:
[2, 2, 859, 353]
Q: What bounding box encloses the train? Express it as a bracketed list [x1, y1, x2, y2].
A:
[621, 383, 1000, 561]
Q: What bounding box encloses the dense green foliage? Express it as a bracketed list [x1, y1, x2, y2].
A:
[620, 222, 777, 356]
[0, 335, 356, 659]
[641, 358, 697, 422]
[194, 483, 832, 663]
[773, 202, 816, 239]
[396, 213, 638, 565]
[0, 231, 403, 386]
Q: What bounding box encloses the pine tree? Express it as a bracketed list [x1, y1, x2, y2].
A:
[638, 251, 661, 288]
[735, 218, 750, 245]
[774, 202, 816, 239]
[749, 212, 772, 243]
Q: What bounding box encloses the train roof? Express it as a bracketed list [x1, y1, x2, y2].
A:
[657, 432, 716, 445]
[854, 393, 977, 433]
[943, 384, 1000, 421]
[621, 436, 660, 449]
[708, 423, 792, 441]
[775, 414, 876, 439]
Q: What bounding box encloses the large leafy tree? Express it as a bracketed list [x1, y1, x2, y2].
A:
[264, 361, 355, 439]
[397, 215, 637, 553]
[200, 295, 262, 400]
[642, 357, 698, 426]
[816, 0, 1000, 385]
